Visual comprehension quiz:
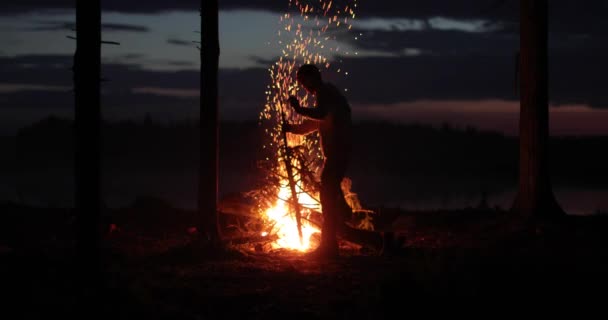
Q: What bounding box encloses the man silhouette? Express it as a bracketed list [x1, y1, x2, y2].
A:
[286, 64, 353, 258]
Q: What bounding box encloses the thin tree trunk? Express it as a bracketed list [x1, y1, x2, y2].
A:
[512, 0, 564, 219]
[198, 0, 222, 246]
[74, 0, 101, 306]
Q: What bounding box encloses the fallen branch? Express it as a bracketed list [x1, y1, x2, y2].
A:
[225, 233, 279, 245]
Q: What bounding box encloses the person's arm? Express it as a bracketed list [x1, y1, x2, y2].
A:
[289, 96, 329, 120]
[285, 120, 318, 135]
[294, 105, 328, 120]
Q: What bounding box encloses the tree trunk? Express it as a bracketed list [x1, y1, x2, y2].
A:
[198, 0, 222, 246]
[74, 0, 101, 306]
[512, 0, 564, 219]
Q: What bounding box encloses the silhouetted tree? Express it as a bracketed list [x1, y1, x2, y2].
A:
[198, 0, 222, 247]
[512, 0, 564, 218]
[73, 0, 101, 306]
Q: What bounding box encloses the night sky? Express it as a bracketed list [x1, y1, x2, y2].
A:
[2, 0, 608, 135]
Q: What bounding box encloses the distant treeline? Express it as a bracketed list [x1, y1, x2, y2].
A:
[1, 116, 606, 189]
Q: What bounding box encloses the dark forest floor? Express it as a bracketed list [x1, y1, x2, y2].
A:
[2, 199, 608, 318]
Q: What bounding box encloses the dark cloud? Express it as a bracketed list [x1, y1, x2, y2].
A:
[1, 0, 513, 17]
[547, 1, 608, 37]
[1, 49, 608, 124]
[26, 20, 149, 32]
[0, 0, 524, 19]
[0, 55, 268, 120]
[333, 54, 517, 104]
[547, 52, 608, 108]
[120, 53, 145, 60]
[3, 0, 608, 45]
[0, 89, 72, 109]
[0, 55, 73, 87]
[3, 1, 608, 47]
[341, 26, 607, 59]
[334, 52, 608, 108]
[1, 1, 197, 14]
[341, 28, 519, 56]
[1, 0, 606, 20]
[3, 1, 607, 135]
[167, 60, 196, 67]
[167, 38, 195, 47]
[248, 56, 275, 67]
[101, 22, 149, 33]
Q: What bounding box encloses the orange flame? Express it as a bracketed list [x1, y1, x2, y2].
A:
[263, 179, 320, 251]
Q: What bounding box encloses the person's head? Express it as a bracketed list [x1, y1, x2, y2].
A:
[296, 64, 323, 94]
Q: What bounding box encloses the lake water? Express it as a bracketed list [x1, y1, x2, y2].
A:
[2, 169, 606, 215]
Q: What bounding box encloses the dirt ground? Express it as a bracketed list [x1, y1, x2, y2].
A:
[2, 201, 608, 318]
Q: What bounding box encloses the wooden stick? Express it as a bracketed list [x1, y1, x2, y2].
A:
[279, 106, 304, 243]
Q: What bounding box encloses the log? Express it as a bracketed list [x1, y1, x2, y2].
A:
[338, 224, 385, 251]
[225, 233, 278, 245]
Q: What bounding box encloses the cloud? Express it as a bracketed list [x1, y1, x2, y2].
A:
[0, 83, 70, 93]
[248, 55, 276, 67]
[131, 87, 198, 98]
[0, 0, 523, 18]
[339, 28, 518, 56]
[26, 20, 149, 32]
[167, 38, 195, 47]
[100, 22, 149, 32]
[166, 60, 196, 67]
[0, 55, 74, 87]
[334, 52, 608, 108]
[0, 89, 73, 109]
[3, 0, 608, 51]
[120, 53, 145, 60]
[17, 0, 598, 24]
[1, 1, 196, 15]
[4, 1, 607, 45]
[333, 55, 517, 104]
[1, 51, 607, 122]
[0, 55, 268, 120]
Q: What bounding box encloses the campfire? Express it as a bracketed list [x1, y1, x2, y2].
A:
[258, 0, 359, 252]
[224, 0, 373, 253]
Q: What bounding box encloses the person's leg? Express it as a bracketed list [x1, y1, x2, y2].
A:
[319, 174, 340, 253]
[327, 158, 350, 233]
[316, 160, 345, 256]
